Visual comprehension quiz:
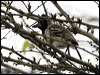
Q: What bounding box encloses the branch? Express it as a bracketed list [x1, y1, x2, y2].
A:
[1, 56, 65, 74]
[1, 1, 99, 29]
[1, 45, 37, 64]
[1, 16, 99, 73]
[1, 62, 29, 74]
[51, 1, 99, 46]
[1, 1, 99, 74]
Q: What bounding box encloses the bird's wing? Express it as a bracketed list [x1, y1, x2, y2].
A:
[48, 24, 78, 46]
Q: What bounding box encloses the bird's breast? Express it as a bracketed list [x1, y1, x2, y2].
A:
[44, 29, 68, 49]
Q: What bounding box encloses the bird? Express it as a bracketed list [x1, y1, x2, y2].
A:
[32, 14, 82, 60]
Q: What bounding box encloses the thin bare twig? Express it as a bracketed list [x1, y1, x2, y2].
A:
[51, 1, 99, 46]
[32, 1, 47, 13]
[1, 62, 29, 74]
[1, 31, 11, 40]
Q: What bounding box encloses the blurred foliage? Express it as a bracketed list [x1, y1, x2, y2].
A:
[22, 40, 35, 54]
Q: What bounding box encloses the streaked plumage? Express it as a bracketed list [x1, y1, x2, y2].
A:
[33, 14, 82, 59]
[44, 24, 78, 48]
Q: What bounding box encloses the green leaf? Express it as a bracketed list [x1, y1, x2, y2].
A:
[22, 40, 30, 54]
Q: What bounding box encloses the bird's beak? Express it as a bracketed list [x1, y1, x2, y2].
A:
[32, 24, 41, 28]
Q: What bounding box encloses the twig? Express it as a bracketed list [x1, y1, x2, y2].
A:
[51, 1, 99, 46]
[77, 46, 99, 58]
[1, 45, 37, 64]
[1, 62, 29, 74]
[32, 1, 47, 13]
[22, 1, 28, 9]
[1, 2, 99, 29]
[1, 31, 11, 40]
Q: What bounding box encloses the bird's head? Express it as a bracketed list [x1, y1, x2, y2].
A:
[32, 14, 48, 34]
